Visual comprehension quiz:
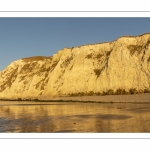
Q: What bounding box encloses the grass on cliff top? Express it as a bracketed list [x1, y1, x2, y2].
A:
[22, 56, 52, 62]
[118, 32, 150, 38]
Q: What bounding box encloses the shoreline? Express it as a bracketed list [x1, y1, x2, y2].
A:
[1, 93, 150, 103]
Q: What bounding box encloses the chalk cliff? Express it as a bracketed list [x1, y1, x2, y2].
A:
[1, 33, 150, 99]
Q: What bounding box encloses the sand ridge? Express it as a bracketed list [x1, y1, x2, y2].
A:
[40, 93, 150, 103]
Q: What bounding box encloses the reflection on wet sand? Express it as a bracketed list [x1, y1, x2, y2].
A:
[0, 101, 150, 132]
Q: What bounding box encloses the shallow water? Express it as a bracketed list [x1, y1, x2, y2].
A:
[0, 101, 150, 132]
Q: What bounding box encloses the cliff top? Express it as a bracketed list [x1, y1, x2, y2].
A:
[21, 56, 52, 62]
[65, 32, 150, 49]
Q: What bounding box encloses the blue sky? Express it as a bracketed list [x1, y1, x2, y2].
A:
[0, 17, 150, 70]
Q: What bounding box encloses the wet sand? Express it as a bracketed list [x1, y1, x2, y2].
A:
[1, 101, 150, 132]
[40, 93, 150, 103]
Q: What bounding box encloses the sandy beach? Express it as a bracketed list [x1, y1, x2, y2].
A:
[40, 93, 150, 103]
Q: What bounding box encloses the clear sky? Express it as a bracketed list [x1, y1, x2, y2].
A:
[0, 17, 150, 71]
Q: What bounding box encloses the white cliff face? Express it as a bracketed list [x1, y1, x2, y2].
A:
[0, 33, 150, 99]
